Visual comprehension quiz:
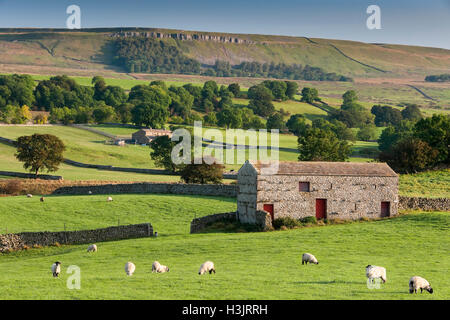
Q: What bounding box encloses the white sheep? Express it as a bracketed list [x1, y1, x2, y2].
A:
[88, 191, 92, 195]
[366, 265, 387, 283]
[125, 262, 135, 276]
[26, 194, 33, 198]
[87, 244, 97, 253]
[107, 196, 113, 202]
[302, 253, 319, 265]
[409, 276, 433, 294]
[198, 261, 216, 275]
[51, 261, 61, 277]
[152, 261, 169, 273]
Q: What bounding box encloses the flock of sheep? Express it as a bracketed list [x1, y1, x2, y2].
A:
[301, 253, 433, 294]
[50, 248, 432, 295]
[51, 243, 216, 279]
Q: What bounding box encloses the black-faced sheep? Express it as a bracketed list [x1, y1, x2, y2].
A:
[302, 253, 319, 265]
[152, 261, 169, 273]
[199, 261, 215, 275]
[51, 261, 61, 277]
[366, 265, 386, 283]
[87, 244, 97, 252]
[409, 276, 433, 294]
[40, 197, 45, 202]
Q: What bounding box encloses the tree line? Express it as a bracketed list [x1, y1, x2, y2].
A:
[110, 38, 353, 82]
[424, 74, 450, 82]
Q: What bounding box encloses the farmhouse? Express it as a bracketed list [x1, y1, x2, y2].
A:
[132, 128, 172, 145]
[237, 160, 398, 224]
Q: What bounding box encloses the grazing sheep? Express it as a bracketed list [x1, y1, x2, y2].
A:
[198, 261, 215, 275]
[40, 197, 45, 202]
[88, 191, 92, 195]
[51, 261, 61, 277]
[366, 265, 387, 283]
[154, 232, 158, 237]
[26, 194, 33, 198]
[152, 261, 169, 273]
[409, 276, 433, 294]
[107, 196, 113, 202]
[302, 253, 319, 265]
[87, 244, 97, 253]
[125, 262, 135, 276]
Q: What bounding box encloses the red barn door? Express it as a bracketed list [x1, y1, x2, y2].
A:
[315, 199, 327, 220]
[263, 204, 274, 222]
[381, 202, 390, 217]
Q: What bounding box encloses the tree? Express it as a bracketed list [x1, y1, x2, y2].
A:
[331, 102, 375, 128]
[371, 105, 403, 127]
[228, 83, 241, 98]
[379, 137, 438, 173]
[262, 80, 288, 101]
[297, 127, 351, 161]
[414, 114, 450, 164]
[149, 135, 179, 173]
[15, 134, 65, 178]
[357, 124, 378, 141]
[312, 118, 356, 141]
[287, 114, 309, 136]
[342, 90, 358, 106]
[266, 112, 287, 131]
[204, 112, 218, 126]
[92, 105, 116, 123]
[378, 121, 415, 152]
[129, 85, 171, 127]
[0, 74, 35, 108]
[180, 158, 224, 184]
[285, 81, 298, 99]
[300, 87, 319, 103]
[247, 85, 275, 117]
[401, 105, 423, 121]
[217, 106, 243, 129]
[116, 103, 133, 124]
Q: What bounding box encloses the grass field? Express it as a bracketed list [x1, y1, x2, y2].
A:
[0, 194, 448, 299]
[399, 169, 450, 198]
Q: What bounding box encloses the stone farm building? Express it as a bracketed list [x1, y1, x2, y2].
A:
[237, 160, 398, 224]
[132, 128, 172, 145]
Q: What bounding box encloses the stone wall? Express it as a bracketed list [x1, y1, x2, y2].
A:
[0, 170, 63, 180]
[0, 223, 153, 253]
[399, 196, 450, 211]
[190, 212, 237, 233]
[52, 182, 238, 197]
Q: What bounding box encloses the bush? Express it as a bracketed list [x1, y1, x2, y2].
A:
[2, 179, 23, 195]
[300, 216, 317, 224]
[273, 217, 302, 229]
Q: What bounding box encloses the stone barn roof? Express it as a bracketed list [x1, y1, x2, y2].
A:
[245, 160, 397, 177]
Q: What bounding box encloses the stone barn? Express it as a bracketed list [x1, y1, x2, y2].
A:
[237, 160, 398, 225]
[132, 128, 172, 145]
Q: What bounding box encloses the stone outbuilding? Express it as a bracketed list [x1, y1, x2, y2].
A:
[237, 160, 398, 224]
[132, 128, 172, 145]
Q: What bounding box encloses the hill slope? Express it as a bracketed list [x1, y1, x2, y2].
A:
[1, 28, 449, 79]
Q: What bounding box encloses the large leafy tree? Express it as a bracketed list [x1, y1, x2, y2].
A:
[401, 105, 423, 121]
[297, 127, 351, 161]
[180, 158, 224, 184]
[414, 114, 450, 164]
[287, 114, 309, 136]
[150, 135, 179, 173]
[371, 105, 403, 127]
[0, 74, 35, 108]
[285, 81, 299, 99]
[129, 85, 171, 128]
[15, 134, 65, 178]
[300, 87, 319, 103]
[342, 90, 358, 106]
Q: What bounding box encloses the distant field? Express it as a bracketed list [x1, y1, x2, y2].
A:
[0, 193, 447, 299]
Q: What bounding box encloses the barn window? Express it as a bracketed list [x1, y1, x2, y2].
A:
[299, 182, 310, 192]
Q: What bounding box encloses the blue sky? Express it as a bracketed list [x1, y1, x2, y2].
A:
[0, 0, 449, 49]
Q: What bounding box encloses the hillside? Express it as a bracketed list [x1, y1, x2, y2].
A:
[1, 28, 450, 80]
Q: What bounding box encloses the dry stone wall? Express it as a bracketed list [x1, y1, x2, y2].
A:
[399, 196, 450, 211]
[0, 223, 153, 253]
[52, 182, 238, 197]
[190, 212, 237, 233]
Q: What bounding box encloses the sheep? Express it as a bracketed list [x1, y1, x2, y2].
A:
[125, 262, 135, 276]
[26, 194, 33, 198]
[366, 265, 387, 283]
[51, 261, 61, 277]
[198, 261, 215, 275]
[88, 191, 92, 195]
[302, 253, 319, 265]
[87, 244, 97, 253]
[409, 276, 433, 294]
[107, 196, 113, 202]
[152, 261, 169, 273]
[40, 197, 45, 202]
